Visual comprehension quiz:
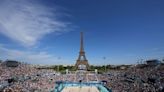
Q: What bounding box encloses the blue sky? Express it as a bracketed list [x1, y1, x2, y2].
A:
[0, 0, 164, 65]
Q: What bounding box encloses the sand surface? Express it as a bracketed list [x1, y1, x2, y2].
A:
[61, 86, 99, 92]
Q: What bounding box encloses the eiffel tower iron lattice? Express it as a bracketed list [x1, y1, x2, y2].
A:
[75, 32, 89, 70]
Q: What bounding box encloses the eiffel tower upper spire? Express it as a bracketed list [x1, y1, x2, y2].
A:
[80, 32, 84, 52]
[78, 32, 86, 60]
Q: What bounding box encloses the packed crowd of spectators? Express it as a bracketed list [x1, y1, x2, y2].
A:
[0, 61, 164, 92]
[99, 64, 164, 92]
[0, 62, 56, 92]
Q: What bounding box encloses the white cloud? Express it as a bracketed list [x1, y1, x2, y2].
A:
[0, 0, 70, 46]
[0, 45, 69, 65]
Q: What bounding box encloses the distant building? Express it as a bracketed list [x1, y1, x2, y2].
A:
[120, 66, 126, 70]
[146, 59, 160, 66]
[3, 60, 20, 67]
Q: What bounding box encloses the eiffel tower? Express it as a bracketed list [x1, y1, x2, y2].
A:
[75, 32, 89, 70]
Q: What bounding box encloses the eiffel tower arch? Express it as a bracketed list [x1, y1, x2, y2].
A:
[75, 32, 89, 70]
